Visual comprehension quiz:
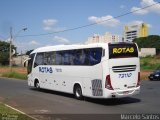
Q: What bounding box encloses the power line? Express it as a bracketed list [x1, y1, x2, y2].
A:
[18, 1, 160, 37]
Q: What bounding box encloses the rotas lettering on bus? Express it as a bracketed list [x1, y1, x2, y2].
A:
[39, 67, 53, 73]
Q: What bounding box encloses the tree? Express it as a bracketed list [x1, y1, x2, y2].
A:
[133, 35, 160, 49]
[0, 41, 16, 65]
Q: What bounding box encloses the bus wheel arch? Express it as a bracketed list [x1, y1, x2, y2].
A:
[73, 83, 83, 100]
[34, 79, 40, 89]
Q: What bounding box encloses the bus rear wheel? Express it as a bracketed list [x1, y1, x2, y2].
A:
[74, 85, 83, 100]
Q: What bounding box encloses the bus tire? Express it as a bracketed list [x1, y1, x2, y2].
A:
[35, 79, 40, 89]
[74, 84, 83, 100]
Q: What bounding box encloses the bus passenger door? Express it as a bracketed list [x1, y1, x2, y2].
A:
[27, 53, 35, 87]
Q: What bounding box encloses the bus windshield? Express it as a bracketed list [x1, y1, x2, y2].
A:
[109, 43, 138, 59]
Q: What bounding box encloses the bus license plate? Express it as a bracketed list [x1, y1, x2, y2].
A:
[123, 91, 129, 95]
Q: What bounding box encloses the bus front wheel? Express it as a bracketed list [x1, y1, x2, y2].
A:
[74, 85, 83, 100]
[35, 80, 40, 89]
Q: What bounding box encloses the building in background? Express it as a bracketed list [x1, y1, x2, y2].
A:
[123, 23, 148, 42]
[140, 48, 156, 57]
[85, 32, 120, 44]
[12, 54, 29, 67]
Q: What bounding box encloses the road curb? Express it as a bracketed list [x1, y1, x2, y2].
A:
[4, 103, 38, 120]
[0, 76, 26, 81]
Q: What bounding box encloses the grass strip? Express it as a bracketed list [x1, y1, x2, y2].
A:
[0, 103, 18, 114]
[1, 71, 27, 80]
[0, 103, 33, 120]
[140, 56, 160, 70]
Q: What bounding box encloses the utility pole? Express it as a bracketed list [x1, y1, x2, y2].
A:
[9, 27, 27, 70]
[9, 27, 13, 71]
[21, 50, 23, 66]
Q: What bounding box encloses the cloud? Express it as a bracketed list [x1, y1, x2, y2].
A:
[15, 41, 40, 53]
[131, 0, 160, 15]
[147, 24, 152, 28]
[88, 15, 120, 27]
[29, 40, 40, 45]
[127, 20, 152, 28]
[43, 19, 58, 31]
[131, 7, 148, 15]
[53, 36, 70, 44]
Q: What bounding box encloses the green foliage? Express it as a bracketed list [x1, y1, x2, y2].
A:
[0, 52, 9, 65]
[1, 71, 27, 80]
[0, 41, 16, 65]
[0, 103, 18, 114]
[140, 56, 160, 70]
[133, 35, 160, 49]
[0, 103, 33, 120]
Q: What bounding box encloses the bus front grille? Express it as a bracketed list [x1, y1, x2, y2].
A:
[112, 65, 136, 73]
[91, 79, 103, 96]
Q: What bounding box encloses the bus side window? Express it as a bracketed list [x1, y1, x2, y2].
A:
[69, 50, 75, 65]
[89, 48, 102, 65]
[56, 51, 62, 65]
[50, 52, 56, 65]
[44, 52, 51, 65]
[73, 50, 82, 65]
[81, 49, 89, 65]
[34, 53, 44, 67]
[62, 51, 70, 65]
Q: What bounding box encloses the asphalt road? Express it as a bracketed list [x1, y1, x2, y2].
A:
[0, 78, 160, 120]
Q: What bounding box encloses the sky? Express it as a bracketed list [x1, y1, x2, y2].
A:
[0, 0, 160, 53]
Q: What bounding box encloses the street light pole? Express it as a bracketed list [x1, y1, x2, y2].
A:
[9, 27, 27, 71]
[9, 27, 13, 70]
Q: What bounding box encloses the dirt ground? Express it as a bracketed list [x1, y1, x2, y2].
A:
[140, 70, 152, 80]
[0, 67, 27, 74]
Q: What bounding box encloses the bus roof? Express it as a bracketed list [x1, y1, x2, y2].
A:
[30, 43, 108, 54]
[30, 42, 135, 54]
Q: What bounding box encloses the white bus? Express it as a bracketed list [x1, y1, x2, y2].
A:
[27, 42, 140, 99]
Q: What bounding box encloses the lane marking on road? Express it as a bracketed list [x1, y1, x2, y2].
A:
[4, 103, 38, 120]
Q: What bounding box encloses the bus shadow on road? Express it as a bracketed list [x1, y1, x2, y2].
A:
[84, 97, 141, 106]
[30, 88, 141, 106]
[30, 88, 75, 98]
